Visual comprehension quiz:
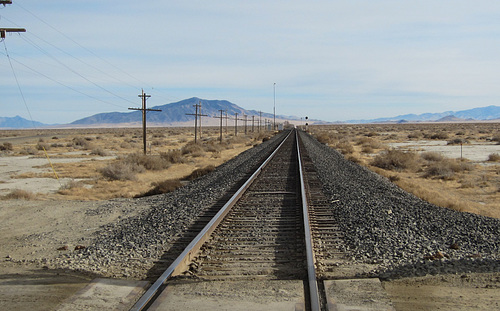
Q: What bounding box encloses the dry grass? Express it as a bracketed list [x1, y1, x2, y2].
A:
[0, 127, 272, 201]
[1, 189, 35, 200]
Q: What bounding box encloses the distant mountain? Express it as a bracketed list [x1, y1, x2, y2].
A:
[347, 105, 500, 123]
[0, 115, 47, 129]
[71, 97, 301, 126]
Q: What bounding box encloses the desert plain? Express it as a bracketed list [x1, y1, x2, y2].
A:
[0, 122, 499, 310]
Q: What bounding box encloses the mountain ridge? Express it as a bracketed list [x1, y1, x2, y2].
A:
[1, 101, 499, 128]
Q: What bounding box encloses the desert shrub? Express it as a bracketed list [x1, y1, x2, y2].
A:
[2, 189, 34, 200]
[335, 141, 354, 154]
[408, 132, 422, 139]
[204, 142, 223, 153]
[447, 138, 469, 145]
[120, 142, 132, 149]
[421, 151, 445, 162]
[424, 159, 474, 179]
[58, 180, 85, 192]
[36, 142, 50, 151]
[50, 143, 64, 148]
[315, 132, 331, 144]
[151, 140, 164, 146]
[371, 149, 419, 171]
[20, 147, 37, 155]
[90, 148, 111, 156]
[124, 153, 170, 170]
[347, 155, 360, 163]
[361, 146, 374, 154]
[388, 175, 400, 182]
[0, 142, 13, 151]
[72, 137, 93, 150]
[365, 132, 378, 137]
[99, 162, 144, 181]
[181, 142, 204, 157]
[183, 165, 216, 181]
[161, 150, 186, 164]
[492, 135, 500, 144]
[488, 153, 500, 162]
[136, 179, 183, 197]
[429, 132, 449, 140]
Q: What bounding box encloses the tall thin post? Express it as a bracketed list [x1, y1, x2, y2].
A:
[185, 101, 207, 144]
[235, 113, 238, 136]
[273, 82, 276, 131]
[225, 110, 228, 134]
[129, 89, 161, 154]
[244, 115, 248, 135]
[259, 111, 262, 132]
[218, 109, 224, 143]
[252, 115, 255, 133]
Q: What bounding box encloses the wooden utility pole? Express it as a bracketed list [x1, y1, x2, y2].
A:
[243, 114, 248, 135]
[225, 110, 228, 134]
[252, 115, 255, 133]
[186, 101, 207, 143]
[259, 111, 262, 132]
[1, 1, 26, 39]
[233, 113, 244, 136]
[129, 89, 161, 154]
[213, 109, 225, 143]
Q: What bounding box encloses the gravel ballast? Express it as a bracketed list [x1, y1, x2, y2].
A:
[299, 130, 500, 279]
[52, 132, 288, 278]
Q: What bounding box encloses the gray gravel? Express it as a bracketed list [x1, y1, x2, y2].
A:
[299, 130, 500, 279]
[54, 132, 287, 278]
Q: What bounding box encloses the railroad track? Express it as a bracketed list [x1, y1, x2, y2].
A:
[131, 129, 346, 311]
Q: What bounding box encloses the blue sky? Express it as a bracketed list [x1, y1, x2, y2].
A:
[2, 1, 500, 124]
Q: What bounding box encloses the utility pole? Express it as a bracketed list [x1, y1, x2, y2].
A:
[128, 89, 161, 154]
[233, 113, 244, 136]
[252, 115, 255, 133]
[273, 82, 276, 131]
[1, 1, 26, 39]
[259, 111, 262, 132]
[243, 114, 248, 135]
[213, 109, 225, 143]
[185, 101, 207, 143]
[225, 110, 228, 134]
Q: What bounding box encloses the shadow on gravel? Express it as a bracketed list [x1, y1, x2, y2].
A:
[378, 258, 500, 280]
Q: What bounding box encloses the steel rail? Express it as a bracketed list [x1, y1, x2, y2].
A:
[130, 130, 294, 311]
[296, 130, 321, 311]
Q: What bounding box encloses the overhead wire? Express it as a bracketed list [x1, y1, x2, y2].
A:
[20, 35, 137, 106]
[5, 2, 185, 115]
[1, 15, 140, 91]
[3, 38, 60, 183]
[13, 2, 183, 105]
[14, 2, 154, 89]
[0, 49, 130, 110]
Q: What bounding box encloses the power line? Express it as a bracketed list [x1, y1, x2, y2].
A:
[20, 35, 137, 106]
[0, 49, 131, 109]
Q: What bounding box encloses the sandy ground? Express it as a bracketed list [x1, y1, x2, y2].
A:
[389, 140, 499, 162]
[0, 199, 152, 310]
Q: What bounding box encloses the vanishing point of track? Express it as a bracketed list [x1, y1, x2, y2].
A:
[131, 129, 344, 311]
